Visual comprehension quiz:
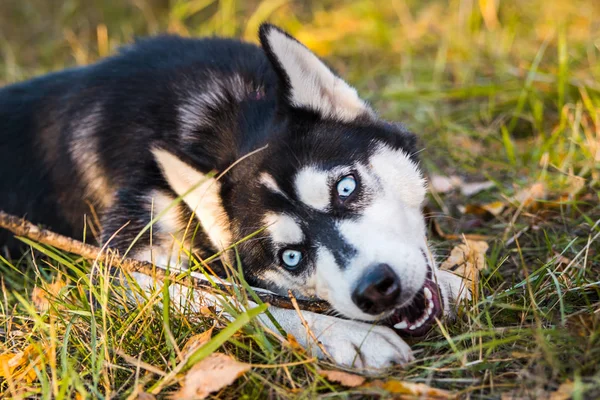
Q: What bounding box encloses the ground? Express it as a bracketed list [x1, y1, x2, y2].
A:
[0, 0, 599, 398]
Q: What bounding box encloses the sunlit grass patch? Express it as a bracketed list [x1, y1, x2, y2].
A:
[1, 0, 599, 398]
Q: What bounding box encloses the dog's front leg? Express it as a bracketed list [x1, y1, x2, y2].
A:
[262, 307, 413, 370]
[435, 268, 471, 318]
[130, 272, 412, 370]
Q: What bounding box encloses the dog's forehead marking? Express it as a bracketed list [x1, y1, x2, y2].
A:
[259, 172, 288, 199]
[369, 144, 426, 208]
[294, 166, 330, 211]
[264, 212, 304, 244]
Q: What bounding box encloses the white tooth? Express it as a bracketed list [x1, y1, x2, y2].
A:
[427, 308, 432, 317]
[424, 288, 432, 300]
[427, 301, 434, 311]
[409, 324, 417, 331]
[394, 321, 408, 330]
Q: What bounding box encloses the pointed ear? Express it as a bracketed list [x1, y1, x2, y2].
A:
[152, 148, 231, 251]
[259, 23, 374, 122]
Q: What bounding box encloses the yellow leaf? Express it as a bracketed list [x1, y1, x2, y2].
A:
[440, 239, 489, 302]
[32, 278, 67, 312]
[171, 353, 251, 399]
[180, 327, 214, 359]
[368, 379, 453, 399]
[512, 182, 546, 208]
[549, 380, 574, 400]
[463, 201, 505, 218]
[318, 369, 365, 387]
[0, 344, 43, 384]
[285, 333, 305, 353]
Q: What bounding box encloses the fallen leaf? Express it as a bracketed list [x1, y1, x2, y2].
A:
[286, 333, 306, 353]
[32, 278, 67, 312]
[463, 201, 506, 218]
[429, 175, 494, 197]
[367, 379, 453, 399]
[500, 380, 575, 400]
[171, 353, 251, 399]
[318, 369, 365, 387]
[429, 175, 462, 194]
[549, 380, 575, 400]
[512, 182, 546, 208]
[440, 239, 489, 302]
[126, 385, 156, 400]
[460, 181, 495, 196]
[429, 217, 494, 241]
[180, 327, 214, 359]
[0, 344, 43, 383]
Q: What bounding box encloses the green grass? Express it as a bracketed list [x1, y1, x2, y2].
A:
[1, 0, 599, 398]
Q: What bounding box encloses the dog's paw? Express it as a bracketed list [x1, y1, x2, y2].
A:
[435, 269, 471, 318]
[265, 308, 413, 371]
[317, 319, 414, 370]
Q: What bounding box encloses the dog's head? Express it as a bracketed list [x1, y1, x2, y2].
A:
[154, 24, 443, 335]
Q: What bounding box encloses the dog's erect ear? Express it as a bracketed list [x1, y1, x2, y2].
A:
[259, 23, 374, 122]
[152, 148, 231, 251]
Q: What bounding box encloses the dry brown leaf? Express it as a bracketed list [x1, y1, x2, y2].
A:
[500, 380, 574, 400]
[440, 239, 489, 278]
[367, 379, 453, 399]
[429, 174, 494, 197]
[460, 181, 495, 197]
[440, 239, 489, 302]
[512, 182, 546, 208]
[318, 369, 365, 387]
[32, 278, 67, 312]
[171, 353, 251, 399]
[430, 217, 493, 241]
[180, 327, 214, 359]
[429, 174, 462, 194]
[549, 380, 575, 400]
[463, 201, 506, 218]
[0, 344, 43, 383]
[126, 385, 157, 400]
[286, 333, 306, 353]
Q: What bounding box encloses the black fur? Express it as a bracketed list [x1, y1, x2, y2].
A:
[0, 24, 418, 290]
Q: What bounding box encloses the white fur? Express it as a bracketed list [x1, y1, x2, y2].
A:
[435, 269, 471, 318]
[149, 190, 183, 238]
[294, 166, 330, 211]
[152, 149, 232, 251]
[369, 144, 426, 208]
[130, 271, 412, 370]
[259, 172, 288, 199]
[69, 104, 114, 208]
[263, 212, 304, 244]
[264, 27, 373, 121]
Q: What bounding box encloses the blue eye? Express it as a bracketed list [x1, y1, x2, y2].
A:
[281, 249, 302, 269]
[336, 175, 357, 198]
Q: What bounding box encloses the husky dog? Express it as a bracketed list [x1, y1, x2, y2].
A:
[0, 24, 466, 369]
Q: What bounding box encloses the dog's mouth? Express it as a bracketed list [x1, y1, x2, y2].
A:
[383, 269, 443, 337]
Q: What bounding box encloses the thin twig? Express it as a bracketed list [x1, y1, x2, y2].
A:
[288, 290, 333, 362]
[0, 211, 330, 313]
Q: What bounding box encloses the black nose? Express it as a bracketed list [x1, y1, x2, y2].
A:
[352, 264, 401, 315]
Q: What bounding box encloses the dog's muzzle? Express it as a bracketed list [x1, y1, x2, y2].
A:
[351, 264, 401, 315]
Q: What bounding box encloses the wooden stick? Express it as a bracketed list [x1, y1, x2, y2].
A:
[0, 211, 331, 313]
